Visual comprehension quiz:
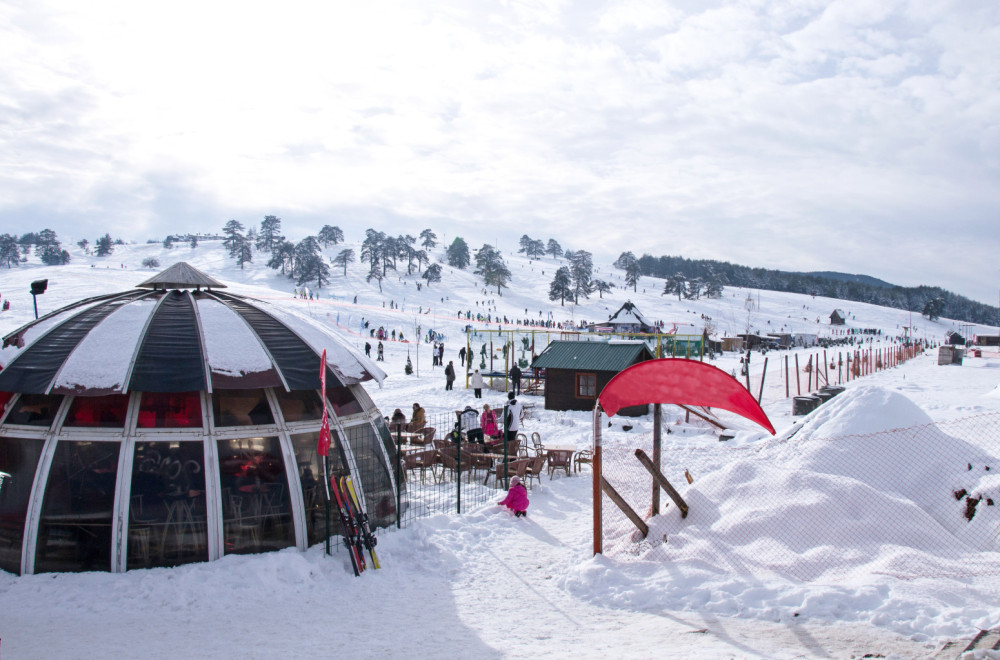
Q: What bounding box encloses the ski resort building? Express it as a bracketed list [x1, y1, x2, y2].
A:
[604, 301, 654, 334]
[0, 263, 395, 575]
[531, 339, 654, 415]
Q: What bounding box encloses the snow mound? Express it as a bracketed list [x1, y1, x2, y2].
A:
[782, 385, 934, 439]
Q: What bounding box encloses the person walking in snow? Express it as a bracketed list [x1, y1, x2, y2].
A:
[365, 341, 371, 357]
[444, 360, 456, 391]
[377, 341, 384, 361]
[509, 363, 522, 396]
[458, 346, 466, 366]
[504, 391, 523, 445]
[498, 475, 528, 517]
[470, 369, 485, 399]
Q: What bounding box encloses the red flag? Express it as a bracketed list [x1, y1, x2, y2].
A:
[318, 349, 331, 456]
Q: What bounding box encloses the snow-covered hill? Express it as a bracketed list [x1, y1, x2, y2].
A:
[2, 237, 1000, 659]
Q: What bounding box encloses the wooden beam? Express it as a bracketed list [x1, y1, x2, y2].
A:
[600, 476, 648, 538]
[634, 449, 689, 518]
[677, 404, 726, 431]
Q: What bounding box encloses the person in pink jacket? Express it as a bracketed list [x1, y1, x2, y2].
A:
[481, 403, 499, 440]
[498, 475, 529, 517]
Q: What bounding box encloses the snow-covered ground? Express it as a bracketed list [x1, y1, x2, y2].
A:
[1, 239, 999, 659]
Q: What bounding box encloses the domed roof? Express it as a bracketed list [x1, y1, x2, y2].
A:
[0, 263, 383, 395]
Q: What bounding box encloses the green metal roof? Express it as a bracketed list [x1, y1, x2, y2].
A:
[531, 340, 653, 372]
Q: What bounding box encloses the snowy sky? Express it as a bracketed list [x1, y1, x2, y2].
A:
[2, 0, 999, 303]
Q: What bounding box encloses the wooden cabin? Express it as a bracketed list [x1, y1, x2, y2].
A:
[531, 340, 654, 415]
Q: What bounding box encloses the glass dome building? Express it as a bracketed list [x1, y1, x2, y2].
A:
[0, 263, 395, 574]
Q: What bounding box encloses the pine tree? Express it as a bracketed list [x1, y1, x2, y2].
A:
[593, 279, 613, 298]
[333, 248, 355, 276]
[0, 234, 21, 268]
[318, 225, 344, 248]
[422, 263, 442, 287]
[267, 239, 296, 275]
[546, 239, 562, 259]
[419, 228, 437, 250]
[474, 244, 511, 294]
[222, 220, 245, 257]
[235, 235, 253, 270]
[446, 237, 470, 269]
[95, 233, 115, 257]
[568, 250, 593, 303]
[257, 215, 283, 253]
[548, 266, 573, 306]
[294, 236, 330, 287]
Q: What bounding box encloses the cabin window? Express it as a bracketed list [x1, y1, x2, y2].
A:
[575, 373, 597, 399]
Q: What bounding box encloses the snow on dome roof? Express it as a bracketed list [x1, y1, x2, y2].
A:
[0, 279, 383, 395]
[136, 261, 227, 290]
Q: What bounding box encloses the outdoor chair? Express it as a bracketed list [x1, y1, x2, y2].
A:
[523, 454, 546, 490]
[516, 433, 528, 456]
[419, 427, 436, 445]
[573, 449, 594, 474]
[547, 449, 572, 480]
[487, 457, 530, 488]
[404, 449, 439, 483]
[530, 432, 545, 456]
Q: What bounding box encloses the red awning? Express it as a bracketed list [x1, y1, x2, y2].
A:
[597, 358, 775, 434]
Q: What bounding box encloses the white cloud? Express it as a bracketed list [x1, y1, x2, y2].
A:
[1, 0, 998, 302]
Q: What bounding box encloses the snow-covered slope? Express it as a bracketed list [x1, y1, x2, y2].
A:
[2, 237, 1000, 659]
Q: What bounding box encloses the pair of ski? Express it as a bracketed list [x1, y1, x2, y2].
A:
[331, 475, 380, 576]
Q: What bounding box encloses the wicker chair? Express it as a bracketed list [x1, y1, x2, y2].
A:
[573, 449, 594, 474]
[523, 454, 546, 490]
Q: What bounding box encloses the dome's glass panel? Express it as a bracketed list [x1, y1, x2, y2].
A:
[4, 394, 65, 427]
[137, 392, 202, 428]
[0, 437, 46, 574]
[342, 424, 397, 527]
[217, 436, 294, 554]
[288, 431, 346, 545]
[34, 441, 120, 573]
[64, 394, 130, 428]
[212, 389, 274, 427]
[275, 389, 323, 423]
[327, 386, 362, 417]
[128, 441, 208, 570]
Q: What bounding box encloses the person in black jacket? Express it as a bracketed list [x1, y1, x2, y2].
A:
[444, 360, 456, 391]
[509, 364, 522, 396]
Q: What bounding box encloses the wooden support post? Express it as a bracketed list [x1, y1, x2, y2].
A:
[634, 449, 689, 518]
[784, 356, 789, 399]
[593, 405, 603, 555]
[652, 403, 661, 516]
[677, 404, 726, 431]
[823, 349, 829, 385]
[757, 357, 767, 404]
[795, 353, 801, 395]
[600, 476, 649, 537]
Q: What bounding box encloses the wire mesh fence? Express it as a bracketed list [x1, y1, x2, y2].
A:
[382, 405, 527, 527]
[598, 412, 1000, 582]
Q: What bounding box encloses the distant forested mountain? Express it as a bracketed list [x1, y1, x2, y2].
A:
[637, 254, 998, 325]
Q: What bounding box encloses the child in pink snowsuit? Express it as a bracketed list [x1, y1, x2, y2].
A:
[498, 475, 529, 517]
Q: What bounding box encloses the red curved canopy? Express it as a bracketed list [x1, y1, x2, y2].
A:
[597, 358, 775, 434]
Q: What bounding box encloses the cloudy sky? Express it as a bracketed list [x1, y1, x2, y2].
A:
[2, 0, 999, 303]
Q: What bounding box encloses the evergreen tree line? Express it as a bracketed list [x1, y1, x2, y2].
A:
[635, 254, 998, 326]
